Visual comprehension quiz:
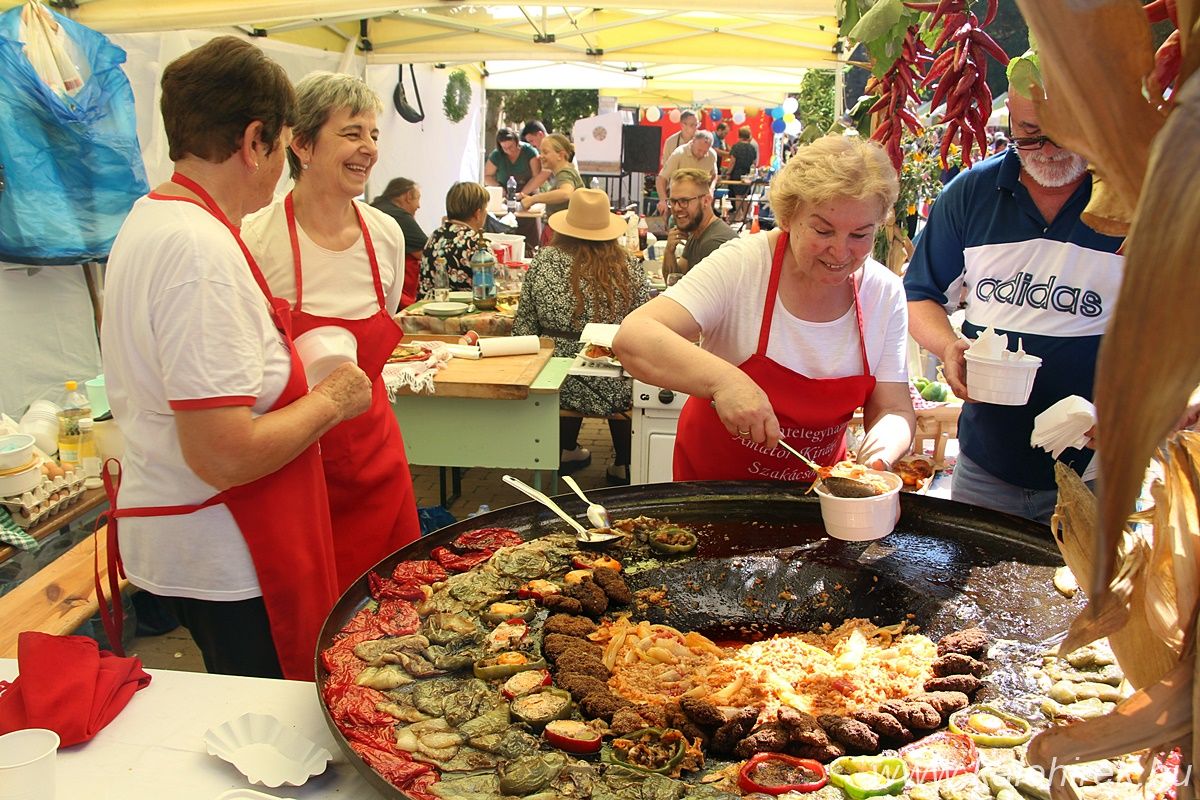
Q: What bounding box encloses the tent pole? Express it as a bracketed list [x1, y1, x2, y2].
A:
[834, 55, 844, 120]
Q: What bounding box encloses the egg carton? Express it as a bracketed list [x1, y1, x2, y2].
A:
[0, 470, 87, 529]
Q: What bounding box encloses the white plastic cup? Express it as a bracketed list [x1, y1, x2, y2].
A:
[293, 327, 358, 390]
[17, 418, 58, 457]
[84, 375, 109, 419]
[816, 471, 903, 541]
[0, 728, 59, 800]
[963, 352, 1042, 405]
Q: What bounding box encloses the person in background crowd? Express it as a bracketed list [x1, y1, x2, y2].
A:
[419, 181, 490, 297]
[726, 125, 760, 217]
[662, 167, 735, 280]
[514, 189, 651, 483]
[905, 85, 1123, 524]
[661, 109, 699, 163]
[989, 133, 1009, 155]
[521, 120, 548, 149]
[615, 135, 915, 482]
[712, 121, 731, 165]
[520, 133, 585, 220]
[371, 177, 426, 308]
[484, 127, 543, 195]
[101, 37, 372, 680]
[243, 72, 421, 594]
[655, 130, 718, 218]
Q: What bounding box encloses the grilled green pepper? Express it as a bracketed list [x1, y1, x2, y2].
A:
[509, 687, 573, 728]
[647, 526, 698, 555]
[828, 756, 908, 799]
[949, 706, 1033, 747]
[605, 727, 687, 775]
[472, 652, 547, 680]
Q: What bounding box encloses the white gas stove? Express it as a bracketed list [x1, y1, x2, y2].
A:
[630, 379, 690, 485]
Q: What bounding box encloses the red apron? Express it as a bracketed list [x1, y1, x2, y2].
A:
[674, 232, 877, 482]
[401, 251, 421, 309]
[284, 194, 420, 592]
[95, 173, 339, 681]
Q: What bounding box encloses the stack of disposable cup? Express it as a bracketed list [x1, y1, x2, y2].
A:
[963, 327, 1042, 406]
[294, 327, 358, 390]
[18, 399, 61, 455]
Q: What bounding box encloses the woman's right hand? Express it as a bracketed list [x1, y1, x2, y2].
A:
[712, 373, 780, 449]
[313, 362, 372, 422]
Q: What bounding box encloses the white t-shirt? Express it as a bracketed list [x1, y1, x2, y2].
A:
[664, 232, 909, 383]
[242, 198, 405, 318]
[101, 198, 295, 601]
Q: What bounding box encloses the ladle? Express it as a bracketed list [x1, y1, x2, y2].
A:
[774, 440, 882, 498]
[501, 475, 621, 543]
[561, 475, 611, 529]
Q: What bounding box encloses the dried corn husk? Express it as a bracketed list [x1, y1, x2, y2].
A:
[1014, 0, 1164, 215]
[1079, 171, 1133, 237]
[1093, 73, 1200, 597]
[1051, 464, 1178, 689]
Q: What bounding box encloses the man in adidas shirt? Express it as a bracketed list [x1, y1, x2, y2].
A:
[905, 85, 1123, 524]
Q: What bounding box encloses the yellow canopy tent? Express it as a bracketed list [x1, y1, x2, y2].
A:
[1, 1, 840, 98]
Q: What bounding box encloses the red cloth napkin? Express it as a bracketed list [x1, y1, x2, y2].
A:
[0, 631, 152, 747]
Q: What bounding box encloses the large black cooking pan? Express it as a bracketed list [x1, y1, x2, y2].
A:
[316, 481, 1083, 798]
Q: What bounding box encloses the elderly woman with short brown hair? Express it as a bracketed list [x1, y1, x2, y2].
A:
[613, 135, 915, 482]
[418, 181, 490, 297]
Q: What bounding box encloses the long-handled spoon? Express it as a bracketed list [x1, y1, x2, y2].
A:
[562, 475, 611, 529]
[773, 440, 881, 498]
[501, 475, 620, 543]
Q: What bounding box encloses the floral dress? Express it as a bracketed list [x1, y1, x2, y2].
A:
[418, 220, 489, 299]
[513, 246, 651, 416]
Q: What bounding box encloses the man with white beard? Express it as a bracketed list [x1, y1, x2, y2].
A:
[904, 81, 1124, 524]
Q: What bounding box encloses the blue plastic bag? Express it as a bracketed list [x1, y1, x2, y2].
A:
[0, 7, 148, 265]
[418, 506, 457, 536]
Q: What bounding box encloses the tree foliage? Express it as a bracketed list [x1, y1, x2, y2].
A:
[798, 70, 836, 132]
[485, 89, 599, 145]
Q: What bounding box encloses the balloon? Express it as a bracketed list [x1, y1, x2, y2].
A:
[783, 113, 795, 123]
[772, 118, 787, 133]
[668, 109, 682, 123]
[771, 155, 782, 170]
[645, 106, 661, 122]
[731, 108, 746, 124]
[785, 119, 802, 135]
[746, 107, 759, 118]
[710, 108, 723, 121]
[782, 96, 799, 114]
[770, 106, 784, 120]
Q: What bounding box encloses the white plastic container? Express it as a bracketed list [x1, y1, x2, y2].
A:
[18, 400, 61, 455]
[0, 433, 35, 470]
[0, 727, 59, 800]
[816, 470, 903, 541]
[0, 462, 42, 498]
[85, 375, 109, 418]
[964, 352, 1042, 405]
[483, 232, 526, 261]
[293, 326, 358, 389]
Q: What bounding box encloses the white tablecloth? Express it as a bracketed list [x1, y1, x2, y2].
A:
[0, 660, 378, 800]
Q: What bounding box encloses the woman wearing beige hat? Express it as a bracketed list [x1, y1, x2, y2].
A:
[513, 189, 650, 483]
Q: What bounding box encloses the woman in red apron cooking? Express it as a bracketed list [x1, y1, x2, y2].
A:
[98, 38, 373, 679]
[613, 135, 916, 481]
[243, 72, 421, 593]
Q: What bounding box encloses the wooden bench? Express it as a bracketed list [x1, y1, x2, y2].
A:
[0, 521, 127, 658]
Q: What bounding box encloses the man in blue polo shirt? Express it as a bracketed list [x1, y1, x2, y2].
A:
[905, 84, 1124, 524]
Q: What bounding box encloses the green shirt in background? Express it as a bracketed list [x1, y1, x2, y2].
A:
[542, 166, 585, 217]
[488, 142, 539, 187]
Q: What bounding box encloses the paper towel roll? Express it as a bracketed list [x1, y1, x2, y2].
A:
[479, 335, 541, 358]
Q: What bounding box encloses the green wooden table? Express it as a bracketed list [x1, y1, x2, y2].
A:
[392, 356, 572, 504]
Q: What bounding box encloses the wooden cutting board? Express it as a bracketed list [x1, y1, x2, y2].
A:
[394, 334, 556, 400]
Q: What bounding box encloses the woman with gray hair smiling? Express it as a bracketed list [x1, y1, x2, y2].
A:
[614, 134, 915, 482]
[243, 71, 420, 591]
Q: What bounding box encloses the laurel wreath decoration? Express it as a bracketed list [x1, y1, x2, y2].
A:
[443, 70, 471, 123]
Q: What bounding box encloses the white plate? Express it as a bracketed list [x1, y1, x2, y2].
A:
[423, 301, 470, 317]
[578, 343, 620, 368]
[216, 791, 297, 800]
[203, 713, 331, 788]
[448, 290, 473, 303]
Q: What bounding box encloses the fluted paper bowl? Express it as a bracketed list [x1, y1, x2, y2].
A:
[203, 712, 331, 788]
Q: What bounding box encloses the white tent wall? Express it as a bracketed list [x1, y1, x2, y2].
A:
[365, 64, 486, 235]
[0, 31, 484, 417]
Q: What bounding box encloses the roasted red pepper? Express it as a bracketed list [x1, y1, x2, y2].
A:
[900, 731, 980, 783]
[453, 526, 523, 552]
[544, 719, 603, 754]
[571, 553, 622, 571]
[738, 753, 828, 795]
[431, 545, 494, 572]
